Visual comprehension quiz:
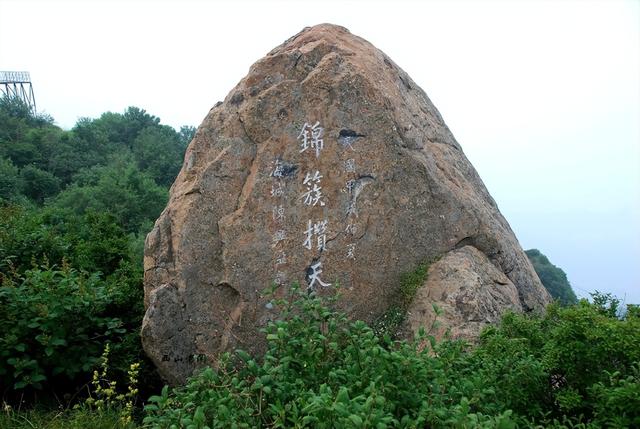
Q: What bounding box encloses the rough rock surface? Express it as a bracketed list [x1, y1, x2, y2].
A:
[403, 245, 523, 341]
[142, 23, 551, 384]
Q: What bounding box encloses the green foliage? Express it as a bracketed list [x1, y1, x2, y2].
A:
[541, 297, 640, 409]
[52, 161, 167, 233]
[178, 125, 197, 147]
[373, 261, 432, 338]
[588, 363, 640, 427]
[0, 97, 54, 162]
[0, 405, 130, 429]
[589, 290, 620, 318]
[19, 164, 61, 203]
[526, 249, 578, 306]
[398, 262, 429, 307]
[0, 99, 189, 206]
[144, 287, 640, 428]
[0, 205, 131, 277]
[143, 285, 508, 428]
[133, 126, 185, 187]
[0, 205, 159, 404]
[0, 157, 23, 202]
[84, 344, 141, 426]
[0, 100, 179, 414]
[0, 265, 125, 392]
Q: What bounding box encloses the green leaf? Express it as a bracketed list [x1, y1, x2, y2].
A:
[348, 414, 363, 426]
[336, 387, 350, 403]
[236, 349, 251, 362]
[50, 338, 67, 346]
[31, 374, 46, 382]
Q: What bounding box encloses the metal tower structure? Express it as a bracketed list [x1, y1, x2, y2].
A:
[0, 71, 37, 112]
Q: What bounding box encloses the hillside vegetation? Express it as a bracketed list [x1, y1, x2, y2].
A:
[526, 249, 578, 306]
[0, 98, 192, 403]
[1, 98, 638, 428]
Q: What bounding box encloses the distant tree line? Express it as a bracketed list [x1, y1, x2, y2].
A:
[526, 248, 578, 306]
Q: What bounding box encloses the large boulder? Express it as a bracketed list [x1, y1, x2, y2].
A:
[142, 23, 551, 384]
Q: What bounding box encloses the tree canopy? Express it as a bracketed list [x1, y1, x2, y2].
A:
[526, 248, 578, 306]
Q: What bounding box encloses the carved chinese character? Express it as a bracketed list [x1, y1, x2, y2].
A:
[275, 251, 287, 266]
[271, 181, 285, 198]
[298, 121, 325, 158]
[303, 219, 328, 251]
[272, 204, 285, 222]
[272, 229, 286, 247]
[344, 179, 355, 194]
[306, 261, 331, 289]
[274, 271, 286, 286]
[346, 200, 357, 217]
[271, 158, 285, 178]
[346, 243, 356, 259]
[345, 158, 356, 173]
[304, 170, 322, 184]
[302, 171, 325, 206]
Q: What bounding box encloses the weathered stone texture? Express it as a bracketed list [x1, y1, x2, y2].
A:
[142, 23, 550, 384]
[404, 245, 523, 341]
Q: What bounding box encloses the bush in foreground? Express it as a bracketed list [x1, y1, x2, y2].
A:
[143, 287, 639, 428]
[0, 265, 125, 394]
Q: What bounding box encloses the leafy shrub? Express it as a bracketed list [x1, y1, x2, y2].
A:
[541, 296, 640, 419]
[0, 265, 125, 394]
[144, 285, 517, 428]
[144, 287, 640, 428]
[0, 204, 159, 405]
[588, 363, 640, 428]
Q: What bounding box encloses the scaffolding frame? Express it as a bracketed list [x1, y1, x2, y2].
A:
[0, 71, 37, 112]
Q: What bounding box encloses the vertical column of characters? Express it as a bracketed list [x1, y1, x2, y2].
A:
[298, 121, 331, 290]
[270, 156, 287, 286]
[343, 157, 357, 260]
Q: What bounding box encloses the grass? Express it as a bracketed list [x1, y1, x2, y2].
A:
[0, 406, 134, 429]
[372, 260, 432, 338]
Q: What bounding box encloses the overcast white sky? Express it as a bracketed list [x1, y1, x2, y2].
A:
[1, 0, 639, 303]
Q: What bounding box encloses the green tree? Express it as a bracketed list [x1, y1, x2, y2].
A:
[19, 164, 61, 203]
[89, 107, 160, 149]
[47, 127, 108, 186]
[526, 249, 578, 306]
[132, 125, 184, 187]
[52, 160, 167, 233]
[0, 97, 56, 168]
[179, 125, 196, 147]
[0, 157, 23, 202]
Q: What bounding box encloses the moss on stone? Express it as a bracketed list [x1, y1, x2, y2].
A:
[373, 260, 433, 338]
